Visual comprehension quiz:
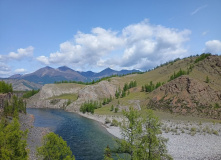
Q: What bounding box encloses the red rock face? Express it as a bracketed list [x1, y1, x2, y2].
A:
[149, 75, 221, 119]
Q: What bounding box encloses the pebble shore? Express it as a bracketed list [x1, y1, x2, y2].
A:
[78, 112, 221, 160]
[19, 111, 221, 160]
[19, 114, 50, 160]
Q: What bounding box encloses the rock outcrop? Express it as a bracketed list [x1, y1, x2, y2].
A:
[148, 75, 221, 119]
[26, 81, 117, 112]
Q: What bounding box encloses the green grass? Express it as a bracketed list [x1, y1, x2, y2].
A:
[153, 110, 221, 123]
[48, 94, 78, 101]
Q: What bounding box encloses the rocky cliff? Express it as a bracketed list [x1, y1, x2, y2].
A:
[26, 81, 117, 112]
[148, 75, 221, 119]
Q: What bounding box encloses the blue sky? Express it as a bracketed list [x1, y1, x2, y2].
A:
[0, 0, 221, 77]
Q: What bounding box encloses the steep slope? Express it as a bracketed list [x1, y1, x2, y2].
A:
[26, 54, 221, 119]
[0, 79, 42, 91]
[21, 66, 87, 84]
[8, 66, 140, 85]
[148, 76, 221, 119]
[146, 55, 221, 119]
[26, 81, 118, 112]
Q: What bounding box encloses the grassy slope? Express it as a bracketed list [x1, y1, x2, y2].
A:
[43, 55, 221, 121]
[96, 55, 221, 121]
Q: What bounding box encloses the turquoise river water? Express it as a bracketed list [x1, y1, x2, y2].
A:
[27, 108, 116, 160]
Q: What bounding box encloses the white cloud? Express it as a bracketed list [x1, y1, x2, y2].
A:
[8, 46, 34, 60]
[191, 5, 207, 15]
[14, 68, 26, 74]
[204, 40, 221, 54]
[0, 63, 11, 77]
[37, 19, 191, 71]
[36, 56, 50, 65]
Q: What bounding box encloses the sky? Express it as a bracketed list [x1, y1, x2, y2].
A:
[0, 0, 221, 77]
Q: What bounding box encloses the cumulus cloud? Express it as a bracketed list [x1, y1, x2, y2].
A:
[14, 68, 26, 74]
[37, 19, 191, 71]
[0, 63, 11, 77]
[204, 40, 221, 54]
[8, 46, 34, 60]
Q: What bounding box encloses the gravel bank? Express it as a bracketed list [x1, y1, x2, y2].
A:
[19, 114, 50, 160]
[77, 112, 221, 160]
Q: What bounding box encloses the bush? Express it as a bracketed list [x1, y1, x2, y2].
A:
[105, 118, 111, 124]
[110, 119, 118, 126]
[110, 105, 114, 111]
[114, 107, 119, 113]
[80, 101, 99, 114]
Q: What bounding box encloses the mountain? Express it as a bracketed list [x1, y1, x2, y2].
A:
[78, 67, 141, 80]
[0, 78, 43, 91]
[9, 66, 141, 84]
[9, 74, 22, 79]
[26, 54, 221, 119]
[17, 66, 87, 84]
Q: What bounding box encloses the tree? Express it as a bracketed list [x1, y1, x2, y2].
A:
[113, 108, 172, 160]
[37, 132, 75, 160]
[104, 145, 113, 160]
[0, 118, 28, 160]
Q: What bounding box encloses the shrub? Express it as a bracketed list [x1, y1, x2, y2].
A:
[105, 118, 111, 124]
[110, 119, 118, 126]
[114, 107, 119, 113]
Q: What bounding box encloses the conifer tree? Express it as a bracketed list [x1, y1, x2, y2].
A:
[37, 132, 75, 160]
[113, 108, 172, 160]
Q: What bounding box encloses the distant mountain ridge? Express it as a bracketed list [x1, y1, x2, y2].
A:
[8, 66, 140, 85]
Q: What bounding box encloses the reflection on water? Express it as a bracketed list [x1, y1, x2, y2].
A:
[27, 108, 115, 160]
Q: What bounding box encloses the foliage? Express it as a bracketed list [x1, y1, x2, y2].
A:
[37, 132, 75, 160]
[22, 89, 40, 98]
[168, 68, 187, 81]
[115, 81, 137, 98]
[205, 76, 210, 83]
[0, 118, 28, 160]
[80, 101, 101, 114]
[110, 105, 114, 111]
[103, 96, 113, 105]
[114, 107, 119, 113]
[3, 95, 26, 117]
[194, 53, 211, 63]
[142, 81, 163, 92]
[110, 119, 119, 127]
[115, 87, 121, 99]
[112, 108, 172, 160]
[104, 145, 113, 160]
[0, 81, 13, 93]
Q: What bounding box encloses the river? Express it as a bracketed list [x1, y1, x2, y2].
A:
[27, 108, 116, 160]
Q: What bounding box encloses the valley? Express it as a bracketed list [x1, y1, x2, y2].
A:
[1, 54, 221, 159]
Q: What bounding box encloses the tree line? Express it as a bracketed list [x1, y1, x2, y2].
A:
[3, 95, 26, 117]
[115, 80, 137, 98]
[141, 81, 164, 93]
[80, 100, 102, 114]
[54, 72, 142, 85]
[22, 89, 40, 98]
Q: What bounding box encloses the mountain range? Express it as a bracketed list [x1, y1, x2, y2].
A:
[8, 66, 140, 85]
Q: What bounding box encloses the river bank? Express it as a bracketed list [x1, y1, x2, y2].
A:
[21, 108, 221, 160]
[77, 112, 221, 160]
[19, 113, 50, 160]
